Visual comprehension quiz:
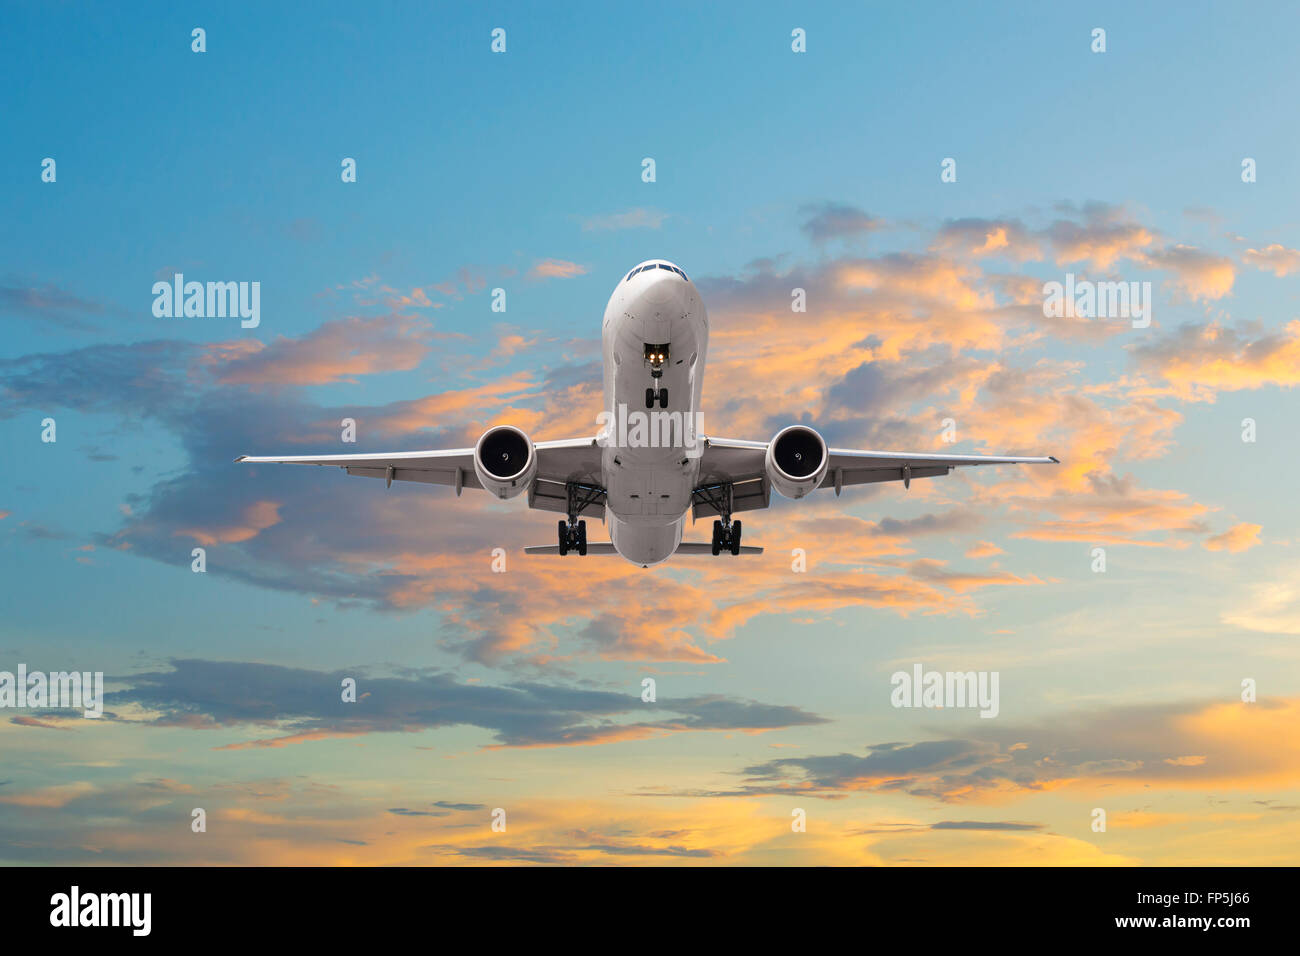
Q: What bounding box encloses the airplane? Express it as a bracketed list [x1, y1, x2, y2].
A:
[238, 259, 1058, 568]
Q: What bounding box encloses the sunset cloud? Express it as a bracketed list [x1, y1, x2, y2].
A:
[1132, 319, 1300, 399]
[1242, 243, 1300, 276]
[1204, 522, 1261, 553]
[207, 315, 438, 386]
[529, 259, 588, 280]
[108, 659, 826, 749]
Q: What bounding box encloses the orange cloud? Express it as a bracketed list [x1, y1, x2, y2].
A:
[529, 259, 587, 280]
[1242, 243, 1300, 276]
[174, 500, 282, 546]
[1204, 522, 1261, 553]
[1134, 320, 1300, 400]
[1140, 244, 1236, 301]
[0, 781, 96, 807]
[207, 315, 438, 386]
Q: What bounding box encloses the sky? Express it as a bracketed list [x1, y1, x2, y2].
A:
[2, 1, 1300, 865]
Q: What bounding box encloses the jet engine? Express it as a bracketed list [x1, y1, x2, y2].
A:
[765, 425, 829, 499]
[473, 425, 537, 499]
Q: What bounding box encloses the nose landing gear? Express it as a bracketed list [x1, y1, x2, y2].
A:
[644, 343, 669, 408]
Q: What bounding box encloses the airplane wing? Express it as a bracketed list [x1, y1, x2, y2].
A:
[236, 437, 606, 517]
[692, 437, 1057, 517]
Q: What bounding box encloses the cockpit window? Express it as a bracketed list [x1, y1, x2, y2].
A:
[626, 263, 688, 282]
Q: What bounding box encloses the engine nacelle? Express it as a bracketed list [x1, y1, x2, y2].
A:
[473, 425, 537, 499]
[765, 425, 829, 499]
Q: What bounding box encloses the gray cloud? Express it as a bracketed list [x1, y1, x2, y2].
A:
[108, 658, 826, 749]
[0, 281, 119, 331]
[800, 202, 880, 244]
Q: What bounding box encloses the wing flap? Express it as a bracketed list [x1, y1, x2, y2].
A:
[343, 465, 483, 489]
[821, 464, 950, 490]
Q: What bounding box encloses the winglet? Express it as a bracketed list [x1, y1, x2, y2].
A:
[234, 455, 248, 462]
[1049, 456, 1060, 463]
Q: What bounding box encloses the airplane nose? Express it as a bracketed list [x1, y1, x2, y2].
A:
[640, 274, 688, 308]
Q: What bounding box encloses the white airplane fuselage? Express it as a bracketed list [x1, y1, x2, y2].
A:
[600, 260, 708, 567]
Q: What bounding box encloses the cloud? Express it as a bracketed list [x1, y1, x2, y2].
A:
[1223, 570, 1300, 635]
[1204, 522, 1261, 553]
[726, 697, 1300, 802]
[0, 281, 116, 331]
[1242, 243, 1300, 277]
[931, 218, 1041, 261]
[800, 202, 881, 243]
[1140, 244, 1235, 301]
[929, 820, 1044, 831]
[9, 715, 74, 730]
[965, 541, 1003, 559]
[1132, 320, 1300, 400]
[528, 259, 588, 280]
[428, 844, 577, 864]
[0, 781, 96, 807]
[1044, 202, 1155, 269]
[173, 500, 282, 546]
[906, 558, 1047, 594]
[108, 659, 826, 749]
[205, 315, 439, 386]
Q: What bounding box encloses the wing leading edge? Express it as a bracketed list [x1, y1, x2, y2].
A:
[236, 437, 605, 515]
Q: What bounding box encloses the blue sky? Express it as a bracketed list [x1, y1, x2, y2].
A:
[2, 1, 1300, 864]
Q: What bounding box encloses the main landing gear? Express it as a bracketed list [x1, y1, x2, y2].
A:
[711, 518, 742, 556]
[693, 482, 742, 555]
[557, 481, 604, 556]
[557, 518, 587, 556]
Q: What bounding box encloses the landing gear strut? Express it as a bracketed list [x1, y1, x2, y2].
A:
[693, 482, 742, 555]
[557, 481, 603, 556]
